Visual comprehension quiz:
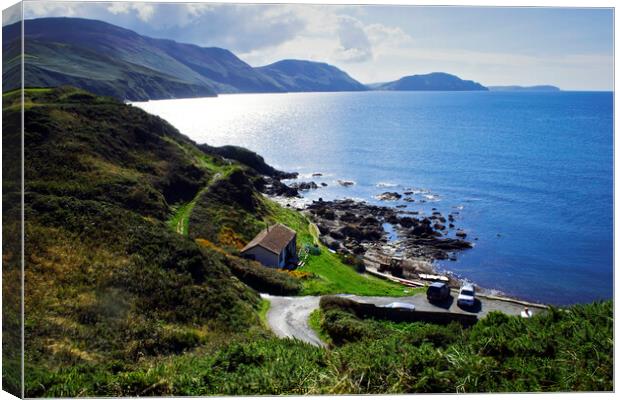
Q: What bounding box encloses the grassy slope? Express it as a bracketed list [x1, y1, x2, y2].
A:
[8, 87, 269, 396]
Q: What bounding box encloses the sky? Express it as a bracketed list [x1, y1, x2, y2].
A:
[5, 1, 615, 90]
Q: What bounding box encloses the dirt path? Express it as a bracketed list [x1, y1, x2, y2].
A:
[261, 293, 545, 347]
[172, 172, 222, 235]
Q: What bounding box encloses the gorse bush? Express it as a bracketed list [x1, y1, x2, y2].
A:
[221, 254, 302, 296]
[316, 298, 613, 393]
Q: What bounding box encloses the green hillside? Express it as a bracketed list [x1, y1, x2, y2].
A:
[4, 87, 612, 396]
[2, 18, 369, 100]
[2, 86, 274, 395]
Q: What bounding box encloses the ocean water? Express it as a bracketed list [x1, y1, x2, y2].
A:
[135, 91, 613, 306]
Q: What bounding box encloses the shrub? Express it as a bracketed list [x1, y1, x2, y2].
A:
[222, 255, 301, 295]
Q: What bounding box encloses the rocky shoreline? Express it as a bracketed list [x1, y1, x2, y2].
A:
[262, 175, 476, 289]
[306, 199, 471, 286]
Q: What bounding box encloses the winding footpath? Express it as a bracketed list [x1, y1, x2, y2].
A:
[173, 172, 223, 235]
[261, 292, 545, 347]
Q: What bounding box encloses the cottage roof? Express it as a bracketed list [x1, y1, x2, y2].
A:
[241, 224, 296, 255]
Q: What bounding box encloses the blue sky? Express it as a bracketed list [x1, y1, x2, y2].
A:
[9, 1, 615, 90]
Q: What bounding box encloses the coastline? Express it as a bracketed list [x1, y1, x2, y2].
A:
[135, 91, 613, 307]
[264, 174, 558, 310]
[264, 180, 513, 301]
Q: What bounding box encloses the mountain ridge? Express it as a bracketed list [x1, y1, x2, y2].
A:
[374, 72, 488, 91]
[2, 17, 368, 100]
[257, 59, 368, 92]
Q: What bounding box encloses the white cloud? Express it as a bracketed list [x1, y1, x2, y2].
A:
[106, 2, 154, 22]
[25, 2, 77, 18]
[2, 3, 21, 26]
[106, 3, 129, 15]
[366, 23, 413, 48]
[335, 15, 372, 62]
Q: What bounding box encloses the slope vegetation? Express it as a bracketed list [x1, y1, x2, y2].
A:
[3, 87, 272, 395]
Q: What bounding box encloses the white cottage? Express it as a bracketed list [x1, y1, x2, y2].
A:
[240, 224, 298, 269]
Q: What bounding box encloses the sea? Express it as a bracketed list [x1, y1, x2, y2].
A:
[134, 91, 613, 306]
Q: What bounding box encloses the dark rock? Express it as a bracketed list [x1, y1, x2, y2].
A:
[337, 180, 355, 187]
[403, 197, 415, 202]
[305, 198, 472, 266]
[329, 230, 345, 240]
[261, 177, 299, 197]
[321, 182, 328, 187]
[399, 217, 416, 228]
[456, 230, 467, 238]
[376, 191, 402, 201]
[386, 215, 399, 225]
[340, 212, 358, 223]
[361, 216, 380, 226]
[312, 173, 323, 177]
[290, 181, 319, 191]
[321, 236, 342, 251]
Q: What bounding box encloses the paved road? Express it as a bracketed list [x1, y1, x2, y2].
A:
[261, 294, 324, 347]
[261, 293, 543, 347]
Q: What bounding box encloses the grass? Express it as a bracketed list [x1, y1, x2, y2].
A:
[168, 186, 211, 236]
[258, 299, 271, 331]
[165, 136, 239, 236]
[307, 309, 331, 345]
[299, 250, 409, 296]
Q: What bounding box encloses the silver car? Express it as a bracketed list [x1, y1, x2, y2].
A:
[384, 302, 416, 311]
[457, 284, 476, 307]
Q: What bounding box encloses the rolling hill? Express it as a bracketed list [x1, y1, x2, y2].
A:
[257, 60, 368, 92]
[375, 72, 488, 91]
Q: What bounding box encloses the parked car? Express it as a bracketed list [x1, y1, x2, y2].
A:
[457, 284, 476, 307]
[426, 282, 450, 302]
[384, 302, 416, 311]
